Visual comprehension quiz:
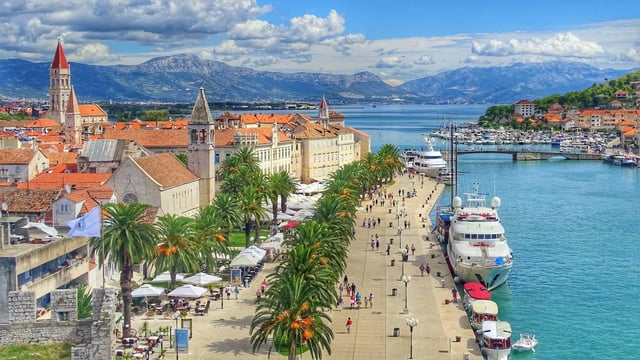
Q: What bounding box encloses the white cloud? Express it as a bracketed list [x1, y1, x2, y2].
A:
[415, 55, 435, 65]
[471, 32, 605, 58]
[71, 43, 120, 63]
[623, 48, 640, 62]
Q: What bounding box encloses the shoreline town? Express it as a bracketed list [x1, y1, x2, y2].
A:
[125, 172, 484, 360]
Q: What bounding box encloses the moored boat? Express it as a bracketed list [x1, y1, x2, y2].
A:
[446, 180, 512, 290]
[412, 136, 447, 177]
[479, 320, 512, 360]
[469, 299, 499, 330]
[462, 281, 491, 310]
[512, 333, 538, 352]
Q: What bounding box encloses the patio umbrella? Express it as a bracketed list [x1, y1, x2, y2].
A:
[151, 271, 185, 283]
[230, 253, 260, 267]
[167, 284, 207, 298]
[182, 272, 222, 286]
[131, 284, 165, 298]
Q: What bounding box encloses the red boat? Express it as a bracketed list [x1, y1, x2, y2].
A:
[463, 282, 490, 310]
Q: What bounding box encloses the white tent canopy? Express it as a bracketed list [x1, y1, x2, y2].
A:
[182, 272, 222, 286]
[151, 271, 185, 283]
[260, 241, 282, 250]
[167, 284, 207, 298]
[131, 284, 165, 298]
[230, 253, 260, 267]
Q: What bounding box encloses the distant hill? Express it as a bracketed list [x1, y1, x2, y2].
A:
[0, 55, 633, 104]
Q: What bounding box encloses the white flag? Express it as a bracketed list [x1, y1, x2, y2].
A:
[67, 206, 102, 238]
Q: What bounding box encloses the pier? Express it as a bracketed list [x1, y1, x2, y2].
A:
[442, 149, 602, 161]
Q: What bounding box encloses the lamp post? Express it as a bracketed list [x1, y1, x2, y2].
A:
[406, 318, 419, 359]
[401, 275, 411, 314]
[173, 311, 181, 360]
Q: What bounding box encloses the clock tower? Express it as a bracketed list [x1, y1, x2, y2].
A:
[49, 39, 71, 124]
[188, 87, 216, 207]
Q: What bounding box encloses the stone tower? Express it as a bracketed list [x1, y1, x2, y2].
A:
[64, 86, 82, 146]
[188, 87, 216, 207]
[49, 40, 71, 124]
[319, 96, 329, 129]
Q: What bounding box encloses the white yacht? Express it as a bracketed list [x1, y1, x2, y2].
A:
[480, 320, 512, 360]
[412, 136, 447, 177]
[446, 181, 512, 290]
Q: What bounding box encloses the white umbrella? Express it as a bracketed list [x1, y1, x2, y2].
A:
[152, 271, 185, 283]
[230, 253, 260, 267]
[260, 241, 282, 250]
[167, 284, 207, 298]
[132, 284, 165, 298]
[182, 272, 222, 286]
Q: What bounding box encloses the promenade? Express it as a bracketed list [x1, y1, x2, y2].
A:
[129, 173, 482, 359]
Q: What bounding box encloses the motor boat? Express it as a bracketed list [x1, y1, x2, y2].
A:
[412, 136, 447, 177]
[512, 333, 538, 352]
[469, 299, 499, 330]
[462, 282, 491, 310]
[446, 180, 513, 290]
[479, 320, 512, 360]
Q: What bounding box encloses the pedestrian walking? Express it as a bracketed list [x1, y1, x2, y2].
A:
[452, 288, 458, 303]
[337, 296, 343, 311]
[375, 239, 380, 251]
[234, 286, 239, 300]
[420, 263, 426, 276]
[370, 239, 375, 251]
[411, 243, 416, 256]
[364, 296, 368, 308]
[349, 295, 355, 309]
[225, 285, 231, 300]
[369, 293, 374, 308]
[346, 317, 353, 333]
[343, 274, 348, 286]
[386, 243, 391, 255]
[351, 283, 356, 294]
[339, 283, 344, 297]
[426, 263, 431, 276]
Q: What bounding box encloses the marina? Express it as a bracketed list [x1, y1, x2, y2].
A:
[340, 104, 639, 359]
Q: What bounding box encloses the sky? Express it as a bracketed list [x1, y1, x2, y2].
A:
[1, 0, 638, 85]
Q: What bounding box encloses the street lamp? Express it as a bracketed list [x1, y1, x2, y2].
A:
[401, 275, 411, 314]
[173, 311, 181, 360]
[406, 318, 419, 359]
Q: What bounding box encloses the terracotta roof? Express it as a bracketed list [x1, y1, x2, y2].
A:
[43, 151, 77, 165]
[102, 128, 188, 148]
[1, 188, 61, 213]
[17, 172, 110, 190]
[79, 104, 107, 117]
[294, 123, 339, 139]
[63, 186, 113, 213]
[132, 153, 198, 189]
[51, 40, 69, 69]
[24, 118, 60, 128]
[0, 148, 37, 164]
[214, 127, 290, 147]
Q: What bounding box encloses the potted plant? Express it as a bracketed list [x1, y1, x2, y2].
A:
[145, 310, 155, 319]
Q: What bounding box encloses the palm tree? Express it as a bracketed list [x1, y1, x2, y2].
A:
[377, 144, 402, 183]
[153, 214, 200, 289]
[237, 187, 267, 248]
[250, 272, 335, 359]
[211, 194, 241, 240]
[193, 205, 230, 273]
[267, 171, 298, 221]
[89, 202, 158, 338]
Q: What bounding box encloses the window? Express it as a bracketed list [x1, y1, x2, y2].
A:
[59, 203, 69, 213]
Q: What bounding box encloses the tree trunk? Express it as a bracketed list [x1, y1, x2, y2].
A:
[288, 341, 297, 360]
[121, 264, 133, 338]
[271, 197, 278, 225]
[280, 195, 287, 213]
[244, 221, 251, 248]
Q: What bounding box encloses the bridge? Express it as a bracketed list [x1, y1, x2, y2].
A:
[441, 149, 602, 161]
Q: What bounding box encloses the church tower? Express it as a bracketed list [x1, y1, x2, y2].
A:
[188, 87, 216, 207]
[319, 96, 329, 129]
[49, 40, 71, 124]
[64, 86, 82, 146]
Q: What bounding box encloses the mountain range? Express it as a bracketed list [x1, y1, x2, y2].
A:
[0, 54, 633, 104]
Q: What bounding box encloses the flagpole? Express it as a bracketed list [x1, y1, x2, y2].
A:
[100, 204, 105, 289]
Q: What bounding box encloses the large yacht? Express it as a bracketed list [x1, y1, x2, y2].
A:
[446, 181, 512, 290]
[411, 136, 447, 177]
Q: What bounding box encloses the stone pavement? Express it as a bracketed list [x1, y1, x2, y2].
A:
[127, 173, 482, 359]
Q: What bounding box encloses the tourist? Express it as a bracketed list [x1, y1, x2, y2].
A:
[337, 296, 343, 311]
[426, 263, 431, 276]
[369, 293, 374, 308]
[420, 263, 426, 276]
[451, 288, 458, 303]
[375, 239, 380, 252]
[346, 317, 353, 334]
[233, 286, 239, 300]
[411, 244, 416, 256]
[225, 285, 232, 300]
[339, 283, 344, 297]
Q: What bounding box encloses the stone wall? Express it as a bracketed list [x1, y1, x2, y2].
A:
[0, 288, 117, 360]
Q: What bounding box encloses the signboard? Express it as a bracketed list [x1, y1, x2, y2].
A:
[181, 318, 193, 339]
[231, 269, 242, 283]
[176, 328, 189, 354]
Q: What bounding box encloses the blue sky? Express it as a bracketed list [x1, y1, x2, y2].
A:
[1, 0, 638, 84]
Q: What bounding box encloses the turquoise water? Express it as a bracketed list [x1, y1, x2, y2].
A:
[343, 105, 640, 359]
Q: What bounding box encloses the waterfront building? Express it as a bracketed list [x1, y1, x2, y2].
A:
[514, 99, 536, 118]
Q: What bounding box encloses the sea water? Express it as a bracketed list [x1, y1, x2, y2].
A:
[340, 104, 640, 359]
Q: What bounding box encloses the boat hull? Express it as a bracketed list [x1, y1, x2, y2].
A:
[448, 247, 512, 290]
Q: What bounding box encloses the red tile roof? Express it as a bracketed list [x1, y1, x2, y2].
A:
[51, 40, 69, 69]
[16, 173, 110, 190]
[132, 153, 198, 189]
[0, 148, 37, 164]
[24, 118, 60, 128]
[2, 188, 61, 213]
[214, 127, 290, 147]
[101, 128, 188, 148]
[79, 104, 107, 117]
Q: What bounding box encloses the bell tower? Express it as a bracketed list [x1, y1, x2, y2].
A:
[64, 86, 82, 146]
[188, 87, 216, 207]
[49, 39, 71, 124]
